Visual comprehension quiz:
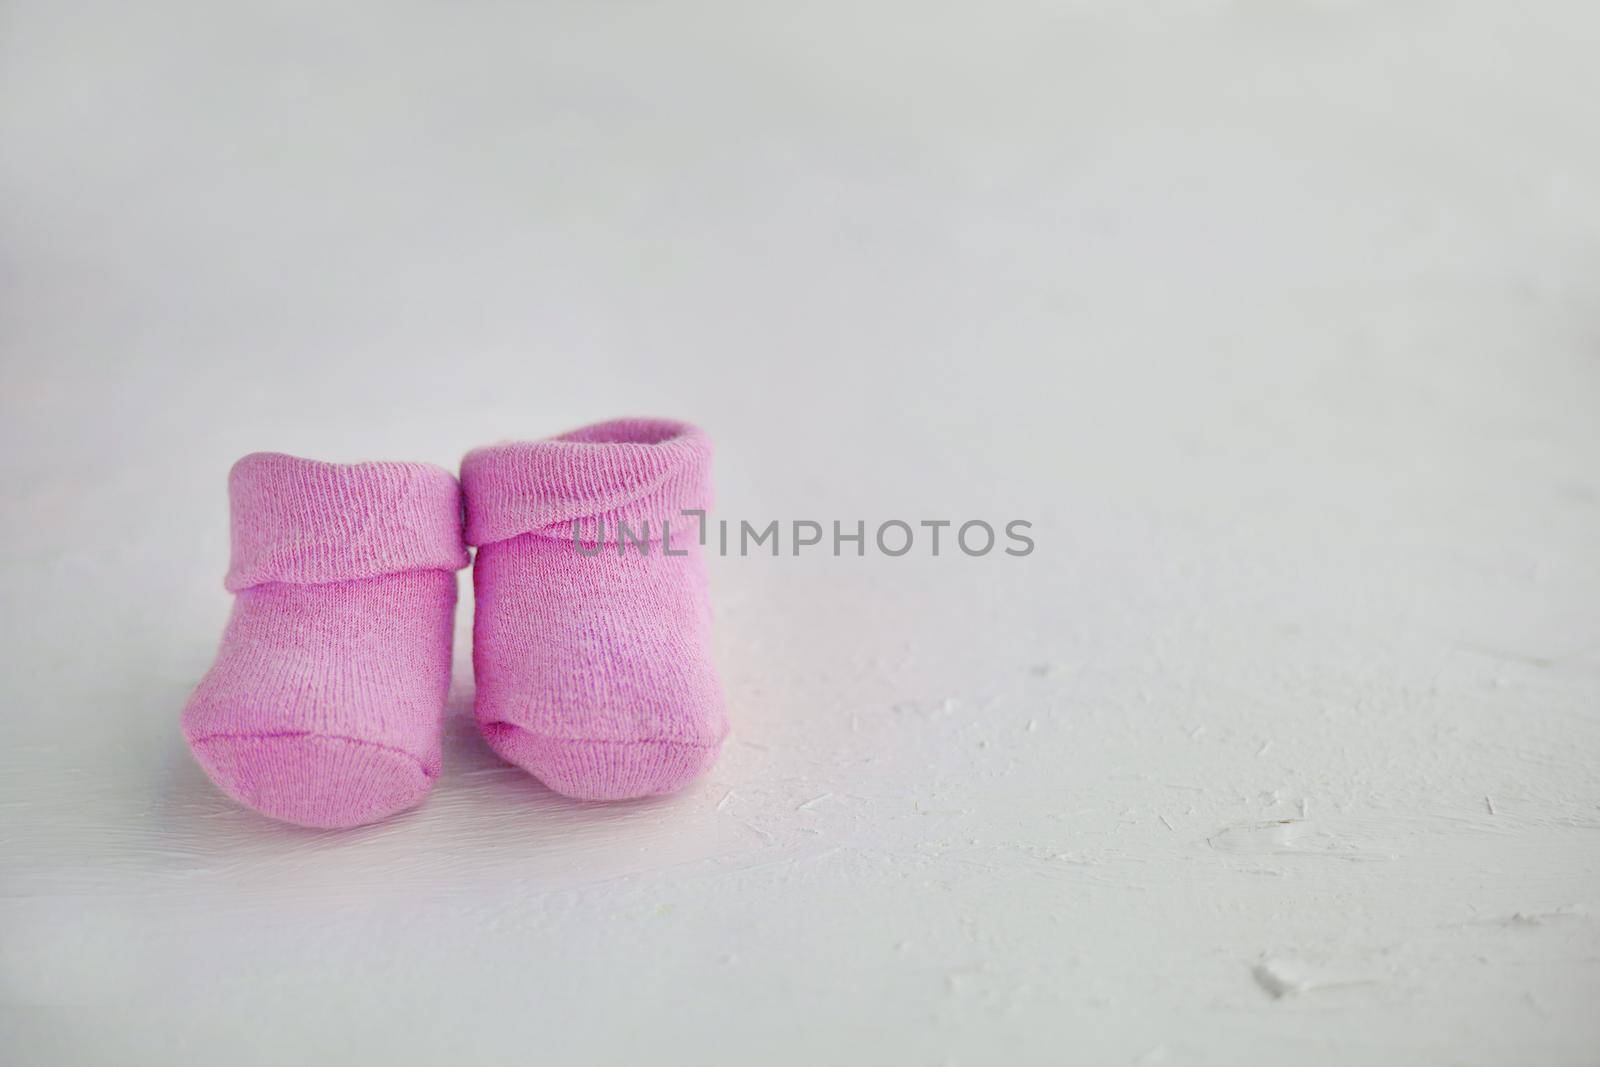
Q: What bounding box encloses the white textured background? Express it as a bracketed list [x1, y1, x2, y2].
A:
[2, 2, 1598, 1064]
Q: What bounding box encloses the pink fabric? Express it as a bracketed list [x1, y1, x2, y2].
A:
[182, 454, 467, 828]
[462, 418, 727, 800]
[461, 417, 714, 547]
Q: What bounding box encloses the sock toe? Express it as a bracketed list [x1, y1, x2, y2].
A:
[187, 733, 435, 828]
[481, 722, 720, 800]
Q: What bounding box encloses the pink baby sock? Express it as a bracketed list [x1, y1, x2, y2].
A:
[461, 418, 727, 800]
[182, 454, 469, 828]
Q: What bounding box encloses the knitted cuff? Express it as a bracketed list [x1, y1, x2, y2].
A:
[224, 453, 469, 591]
[461, 418, 713, 547]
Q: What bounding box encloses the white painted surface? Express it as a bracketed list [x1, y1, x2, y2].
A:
[2, 2, 1598, 1064]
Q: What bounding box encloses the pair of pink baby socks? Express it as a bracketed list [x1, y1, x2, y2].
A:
[181, 418, 726, 828]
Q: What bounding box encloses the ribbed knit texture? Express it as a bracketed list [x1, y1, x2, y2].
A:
[461, 418, 727, 800]
[182, 454, 468, 828]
